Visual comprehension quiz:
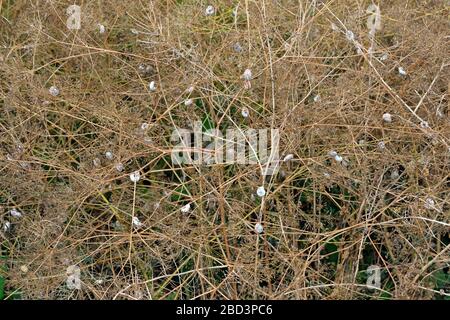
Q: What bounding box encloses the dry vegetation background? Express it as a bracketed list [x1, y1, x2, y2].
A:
[0, 0, 449, 300]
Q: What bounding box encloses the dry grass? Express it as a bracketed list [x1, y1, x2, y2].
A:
[0, 0, 449, 300]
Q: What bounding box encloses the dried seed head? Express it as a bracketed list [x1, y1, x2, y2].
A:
[241, 107, 249, 118]
[93, 158, 101, 167]
[256, 186, 266, 197]
[141, 122, 149, 131]
[233, 42, 243, 53]
[346, 30, 355, 42]
[105, 151, 113, 160]
[66, 265, 80, 276]
[3, 221, 11, 232]
[186, 86, 195, 94]
[420, 121, 429, 129]
[255, 223, 264, 234]
[10, 209, 22, 218]
[398, 67, 407, 76]
[205, 5, 215, 16]
[329, 150, 338, 157]
[49, 86, 60, 97]
[132, 216, 143, 228]
[424, 198, 435, 210]
[98, 24, 105, 34]
[283, 154, 294, 162]
[382, 113, 392, 123]
[184, 98, 193, 106]
[181, 203, 191, 213]
[149, 81, 157, 91]
[243, 69, 252, 81]
[130, 171, 141, 182]
[115, 163, 124, 172]
[331, 23, 339, 32]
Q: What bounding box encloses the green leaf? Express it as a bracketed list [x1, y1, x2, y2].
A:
[322, 242, 339, 265]
[432, 270, 450, 289]
[202, 113, 214, 132]
[171, 184, 190, 202]
[0, 276, 4, 300]
[0, 256, 6, 300]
